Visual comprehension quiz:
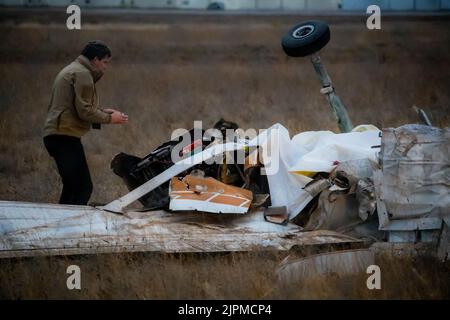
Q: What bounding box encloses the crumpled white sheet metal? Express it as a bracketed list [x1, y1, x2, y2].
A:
[0, 201, 359, 258]
[375, 124, 450, 227]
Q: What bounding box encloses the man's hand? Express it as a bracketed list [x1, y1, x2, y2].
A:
[110, 110, 128, 124]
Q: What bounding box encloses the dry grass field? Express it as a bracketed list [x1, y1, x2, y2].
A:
[0, 9, 449, 299]
[1, 251, 449, 299]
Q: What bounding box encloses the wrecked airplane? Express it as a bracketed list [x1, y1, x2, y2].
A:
[0, 20, 448, 263]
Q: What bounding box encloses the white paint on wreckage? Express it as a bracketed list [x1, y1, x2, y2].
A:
[0, 200, 360, 258]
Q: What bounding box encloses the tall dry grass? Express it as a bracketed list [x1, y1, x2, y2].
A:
[0, 11, 449, 299]
[0, 251, 448, 299]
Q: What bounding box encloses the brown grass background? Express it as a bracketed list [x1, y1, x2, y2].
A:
[0, 9, 449, 299]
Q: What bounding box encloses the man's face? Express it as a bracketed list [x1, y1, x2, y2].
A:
[91, 56, 111, 73]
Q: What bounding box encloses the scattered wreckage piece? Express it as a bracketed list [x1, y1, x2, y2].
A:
[264, 206, 289, 226]
[298, 159, 378, 233]
[289, 124, 449, 255]
[108, 123, 381, 218]
[169, 174, 253, 214]
[374, 124, 450, 242]
[277, 232, 449, 285]
[277, 239, 448, 285]
[0, 201, 361, 259]
[109, 119, 252, 212]
[277, 249, 375, 283]
[278, 219, 449, 284]
[103, 141, 249, 214]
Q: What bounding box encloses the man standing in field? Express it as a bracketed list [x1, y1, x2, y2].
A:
[43, 41, 128, 205]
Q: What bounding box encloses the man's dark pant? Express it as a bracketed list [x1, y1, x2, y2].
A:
[43, 135, 93, 205]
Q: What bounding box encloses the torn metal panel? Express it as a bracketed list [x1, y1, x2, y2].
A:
[303, 178, 331, 198]
[355, 178, 376, 221]
[169, 175, 253, 214]
[379, 124, 450, 220]
[332, 159, 377, 184]
[277, 249, 374, 283]
[264, 206, 289, 225]
[303, 189, 360, 231]
[330, 159, 377, 222]
[376, 166, 444, 233]
[299, 159, 378, 233]
[0, 201, 360, 259]
[374, 125, 450, 233]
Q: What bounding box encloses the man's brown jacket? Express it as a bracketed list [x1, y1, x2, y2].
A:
[43, 55, 111, 138]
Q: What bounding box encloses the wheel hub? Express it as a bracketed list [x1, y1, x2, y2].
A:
[292, 25, 315, 39]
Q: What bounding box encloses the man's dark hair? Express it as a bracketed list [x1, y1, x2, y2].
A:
[81, 41, 112, 60]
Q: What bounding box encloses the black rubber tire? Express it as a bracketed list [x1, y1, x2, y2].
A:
[282, 21, 330, 57]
